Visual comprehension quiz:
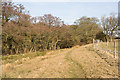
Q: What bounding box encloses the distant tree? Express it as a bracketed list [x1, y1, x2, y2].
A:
[30, 16, 38, 24]
[74, 16, 102, 43]
[38, 14, 64, 28]
[17, 14, 31, 27]
[2, 1, 14, 25]
[2, 1, 30, 26]
[74, 16, 99, 26]
[101, 14, 118, 41]
[2, 1, 107, 55]
[95, 31, 106, 41]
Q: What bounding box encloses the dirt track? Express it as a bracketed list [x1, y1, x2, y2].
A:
[2, 44, 118, 78]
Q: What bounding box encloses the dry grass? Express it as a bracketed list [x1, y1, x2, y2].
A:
[99, 40, 119, 52]
[2, 44, 118, 78]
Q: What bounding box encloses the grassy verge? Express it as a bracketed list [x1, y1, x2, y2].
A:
[2, 48, 67, 65]
[99, 40, 119, 52]
[65, 50, 86, 78]
[87, 44, 118, 66]
[2, 51, 47, 64]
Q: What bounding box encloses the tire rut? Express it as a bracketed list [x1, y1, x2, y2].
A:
[65, 49, 87, 78]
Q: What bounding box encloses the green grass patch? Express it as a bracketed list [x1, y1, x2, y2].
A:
[65, 51, 86, 78]
[2, 51, 47, 64]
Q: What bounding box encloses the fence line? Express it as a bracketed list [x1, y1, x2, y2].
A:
[93, 39, 120, 59]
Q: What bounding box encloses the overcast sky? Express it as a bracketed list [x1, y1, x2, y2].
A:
[13, 0, 118, 25]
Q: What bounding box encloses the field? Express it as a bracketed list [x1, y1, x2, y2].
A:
[2, 44, 118, 78]
[1, 1, 120, 79]
[96, 39, 120, 54]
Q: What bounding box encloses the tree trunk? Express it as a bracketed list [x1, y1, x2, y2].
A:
[110, 35, 113, 42]
[10, 50, 13, 55]
[110, 32, 113, 42]
[15, 48, 19, 54]
[24, 47, 27, 53]
[106, 35, 109, 46]
[29, 47, 33, 53]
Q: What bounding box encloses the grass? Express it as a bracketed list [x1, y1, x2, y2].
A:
[65, 51, 86, 78]
[2, 44, 118, 78]
[87, 43, 118, 67]
[2, 51, 47, 64]
[98, 40, 119, 53]
[2, 51, 46, 78]
[2, 48, 71, 78]
[2, 46, 74, 65]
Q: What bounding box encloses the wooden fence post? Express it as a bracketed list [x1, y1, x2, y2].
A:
[114, 41, 116, 58]
[93, 39, 95, 49]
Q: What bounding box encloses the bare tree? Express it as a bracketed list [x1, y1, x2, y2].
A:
[38, 14, 64, 28]
[101, 14, 118, 42]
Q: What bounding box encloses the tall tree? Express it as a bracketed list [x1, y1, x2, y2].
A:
[101, 14, 118, 41]
[74, 16, 102, 43]
[38, 14, 64, 28]
[2, 1, 14, 25]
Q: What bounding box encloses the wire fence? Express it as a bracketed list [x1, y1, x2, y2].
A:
[93, 39, 120, 59]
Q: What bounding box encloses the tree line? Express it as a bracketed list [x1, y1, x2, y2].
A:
[1, 1, 118, 55]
